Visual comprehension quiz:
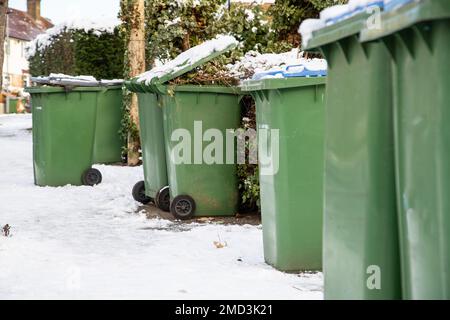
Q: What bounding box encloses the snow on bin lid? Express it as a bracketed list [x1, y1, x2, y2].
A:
[31, 74, 123, 87]
[320, 4, 352, 25]
[136, 35, 239, 86]
[252, 59, 327, 80]
[299, 0, 385, 47]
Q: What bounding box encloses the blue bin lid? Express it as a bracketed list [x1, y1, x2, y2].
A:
[322, 1, 385, 25]
[252, 69, 284, 81]
[384, 0, 414, 11]
[283, 64, 328, 78]
[252, 63, 327, 80]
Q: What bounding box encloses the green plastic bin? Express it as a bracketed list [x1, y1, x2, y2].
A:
[361, 0, 450, 300]
[7, 97, 18, 114]
[135, 39, 240, 219]
[161, 85, 241, 219]
[241, 77, 326, 272]
[26, 86, 102, 187]
[125, 79, 170, 212]
[93, 86, 125, 164]
[304, 12, 402, 299]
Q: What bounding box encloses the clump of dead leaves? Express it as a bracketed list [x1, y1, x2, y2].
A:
[2, 224, 11, 237]
[213, 234, 228, 249]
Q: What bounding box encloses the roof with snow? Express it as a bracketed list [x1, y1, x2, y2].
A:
[7, 8, 53, 42]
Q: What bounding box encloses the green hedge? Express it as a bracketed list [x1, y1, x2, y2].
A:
[28, 28, 124, 79]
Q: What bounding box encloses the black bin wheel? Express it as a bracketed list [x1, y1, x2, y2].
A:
[132, 181, 152, 205]
[156, 186, 171, 212]
[82, 168, 102, 186]
[170, 195, 196, 220]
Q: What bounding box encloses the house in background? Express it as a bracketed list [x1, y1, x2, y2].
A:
[1, 0, 52, 114]
[2, 0, 52, 93]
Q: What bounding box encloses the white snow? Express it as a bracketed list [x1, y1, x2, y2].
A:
[26, 18, 120, 58]
[227, 49, 326, 81]
[48, 74, 97, 82]
[165, 17, 182, 27]
[137, 35, 239, 85]
[245, 9, 256, 21]
[349, 0, 383, 11]
[231, 0, 275, 3]
[0, 114, 323, 300]
[320, 5, 351, 24]
[298, 19, 326, 48]
[32, 74, 123, 87]
[299, 1, 385, 47]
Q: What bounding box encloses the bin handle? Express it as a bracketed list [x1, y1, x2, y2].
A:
[241, 82, 263, 91]
[285, 65, 306, 72]
[63, 86, 75, 93]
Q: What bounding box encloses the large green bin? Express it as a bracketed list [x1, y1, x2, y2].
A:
[241, 76, 325, 272]
[125, 79, 170, 212]
[7, 97, 18, 114]
[361, 0, 450, 300]
[134, 37, 240, 219]
[93, 86, 124, 164]
[161, 85, 241, 219]
[304, 12, 402, 299]
[26, 86, 102, 187]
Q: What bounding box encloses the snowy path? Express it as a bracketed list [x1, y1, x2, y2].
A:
[0, 114, 323, 300]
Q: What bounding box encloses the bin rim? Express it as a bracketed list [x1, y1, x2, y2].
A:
[124, 79, 147, 93]
[25, 86, 110, 94]
[240, 76, 326, 92]
[165, 84, 242, 95]
[303, 11, 372, 51]
[361, 0, 450, 42]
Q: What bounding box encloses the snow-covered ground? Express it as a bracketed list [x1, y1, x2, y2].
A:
[0, 114, 323, 300]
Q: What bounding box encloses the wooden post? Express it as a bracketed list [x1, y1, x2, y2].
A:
[125, 0, 145, 166]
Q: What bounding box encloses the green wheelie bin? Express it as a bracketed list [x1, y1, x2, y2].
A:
[93, 85, 125, 165]
[125, 79, 171, 212]
[303, 9, 402, 299]
[26, 86, 102, 187]
[7, 97, 19, 114]
[137, 36, 240, 220]
[241, 73, 326, 272]
[361, 0, 450, 300]
[161, 85, 241, 220]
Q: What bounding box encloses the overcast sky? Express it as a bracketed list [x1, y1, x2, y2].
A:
[9, 0, 121, 24]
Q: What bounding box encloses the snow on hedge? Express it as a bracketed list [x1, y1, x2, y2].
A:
[26, 18, 120, 59]
[137, 35, 239, 84]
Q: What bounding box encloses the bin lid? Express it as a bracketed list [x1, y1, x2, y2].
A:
[130, 35, 238, 94]
[124, 78, 147, 93]
[25, 86, 105, 94]
[361, 0, 450, 42]
[300, 1, 385, 50]
[241, 76, 326, 92]
[167, 85, 242, 94]
[31, 74, 124, 88]
[251, 60, 327, 81]
[384, 0, 414, 12]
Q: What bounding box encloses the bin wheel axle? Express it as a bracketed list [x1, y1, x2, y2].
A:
[156, 186, 171, 212]
[82, 168, 102, 186]
[132, 181, 152, 205]
[171, 195, 196, 220]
